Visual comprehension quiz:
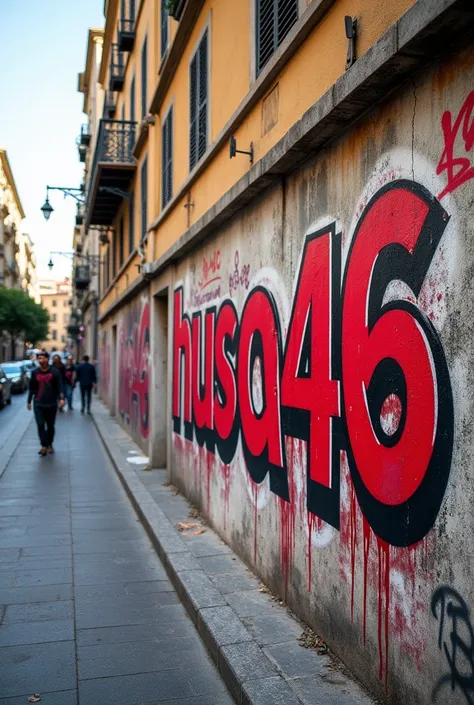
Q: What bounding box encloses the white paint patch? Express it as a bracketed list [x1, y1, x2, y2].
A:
[127, 456, 150, 465]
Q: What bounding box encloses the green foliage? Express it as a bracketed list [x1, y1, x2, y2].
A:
[0, 288, 49, 346]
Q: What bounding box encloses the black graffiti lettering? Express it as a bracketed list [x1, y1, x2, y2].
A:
[431, 585, 474, 704]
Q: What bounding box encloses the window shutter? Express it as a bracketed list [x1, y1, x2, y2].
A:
[162, 107, 173, 208]
[189, 55, 198, 169]
[161, 0, 169, 58]
[189, 29, 208, 170]
[141, 37, 148, 119]
[128, 191, 135, 253]
[257, 0, 298, 75]
[141, 157, 148, 240]
[130, 75, 135, 123]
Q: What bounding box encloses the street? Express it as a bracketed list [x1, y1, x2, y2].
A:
[0, 400, 234, 705]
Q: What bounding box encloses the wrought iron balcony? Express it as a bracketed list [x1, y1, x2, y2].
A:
[0, 243, 4, 258]
[118, 0, 136, 51]
[85, 119, 137, 227]
[109, 43, 125, 92]
[80, 124, 91, 147]
[74, 264, 90, 290]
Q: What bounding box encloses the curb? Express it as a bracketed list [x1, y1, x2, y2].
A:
[92, 408, 375, 705]
[0, 409, 32, 480]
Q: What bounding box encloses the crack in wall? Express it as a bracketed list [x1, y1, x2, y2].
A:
[411, 79, 417, 182]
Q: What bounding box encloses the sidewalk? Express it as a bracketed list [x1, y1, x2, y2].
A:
[0, 407, 234, 705]
[93, 401, 375, 705]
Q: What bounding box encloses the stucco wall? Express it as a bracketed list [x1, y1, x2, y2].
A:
[167, 42, 474, 705]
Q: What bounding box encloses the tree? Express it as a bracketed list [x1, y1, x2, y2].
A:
[0, 288, 49, 359]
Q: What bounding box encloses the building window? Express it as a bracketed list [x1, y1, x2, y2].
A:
[119, 216, 124, 267]
[63, 300, 68, 307]
[130, 75, 135, 123]
[141, 37, 148, 119]
[256, 0, 298, 75]
[141, 157, 148, 241]
[52, 330, 57, 341]
[162, 106, 173, 208]
[189, 29, 208, 170]
[52, 299, 57, 307]
[129, 192, 135, 254]
[51, 313, 57, 323]
[61, 335, 66, 344]
[161, 0, 169, 59]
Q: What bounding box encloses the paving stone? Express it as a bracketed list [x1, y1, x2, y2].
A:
[0, 689, 78, 705]
[199, 606, 253, 661]
[0, 583, 73, 605]
[241, 612, 303, 646]
[0, 618, 74, 647]
[4, 599, 74, 624]
[78, 635, 212, 680]
[76, 619, 197, 647]
[13, 566, 72, 587]
[176, 570, 227, 621]
[287, 673, 375, 705]
[225, 589, 281, 618]
[0, 641, 76, 698]
[78, 670, 195, 705]
[264, 640, 327, 679]
[242, 676, 301, 705]
[220, 641, 276, 702]
[210, 571, 260, 595]
[73, 556, 166, 585]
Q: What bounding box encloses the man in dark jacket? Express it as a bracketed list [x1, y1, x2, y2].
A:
[76, 355, 97, 414]
[27, 350, 65, 456]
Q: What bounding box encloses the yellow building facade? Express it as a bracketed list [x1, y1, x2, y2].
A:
[80, 2, 474, 703]
[37, 279, 72, 353]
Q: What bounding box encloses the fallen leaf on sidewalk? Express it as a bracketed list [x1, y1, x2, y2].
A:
[186, 528, 206, 535]
[177, 522, 200, 531]
[28, 696, 41, 703]
[141, 464, 152, 471]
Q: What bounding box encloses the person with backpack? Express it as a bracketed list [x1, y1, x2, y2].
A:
[27, 351, 65, 456]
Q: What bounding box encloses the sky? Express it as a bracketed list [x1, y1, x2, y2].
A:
[0, 0, 104, 282]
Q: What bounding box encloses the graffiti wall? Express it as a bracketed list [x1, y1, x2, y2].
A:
[117, 294, 150, 449]
[169, 45, 474, 705]
[98, 328, 110, 405]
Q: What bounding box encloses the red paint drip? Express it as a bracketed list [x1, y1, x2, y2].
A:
[362, 516, 371, 645]
[376, 538, 390, 690]
[205, 449, 214, 516]
[280, 438, 297, 599]
[307, 511, 324, 591]
[252, 481, 259, 565]
[220, 464, 231, 529]
[349, 481, 357, 620]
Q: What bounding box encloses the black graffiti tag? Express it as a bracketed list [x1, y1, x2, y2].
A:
[431, 585, 474, 704]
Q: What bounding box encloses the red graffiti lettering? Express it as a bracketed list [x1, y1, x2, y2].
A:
[437, 90, 474, 199]
[118, 299, 150, 439]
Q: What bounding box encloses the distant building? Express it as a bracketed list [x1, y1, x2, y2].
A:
[37, 278, 72, 352]
[0, 149, 39, 361]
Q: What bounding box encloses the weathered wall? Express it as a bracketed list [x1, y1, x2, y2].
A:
[112, 293, 150, 452]
[168, 42, 474, 705]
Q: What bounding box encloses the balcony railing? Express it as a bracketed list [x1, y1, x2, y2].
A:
[109, 43, 125, 92]
[0, 243, 4, 258]
[85, 119, 137, 227]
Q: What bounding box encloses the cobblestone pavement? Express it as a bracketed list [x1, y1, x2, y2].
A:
[0, 405, 235, 705]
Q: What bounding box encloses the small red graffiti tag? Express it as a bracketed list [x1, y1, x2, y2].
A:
[199, 250, 221, 290]
[437, 90, 474, 200]
[229, 251, 251, 297]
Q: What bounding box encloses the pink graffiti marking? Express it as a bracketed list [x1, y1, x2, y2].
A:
[437, 90, 474, 200]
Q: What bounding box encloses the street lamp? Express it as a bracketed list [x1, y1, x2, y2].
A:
[40, 185, 85, 221]
[41, 197, 54, 221]
[48, 256, 54, 271]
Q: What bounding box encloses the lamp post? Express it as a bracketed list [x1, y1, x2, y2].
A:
[40, 185, 85, 221]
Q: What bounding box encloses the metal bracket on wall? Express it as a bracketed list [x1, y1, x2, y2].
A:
[98, 186, 132, 200]
[230, 136, 254, 165]
[345, 16, 357, 70]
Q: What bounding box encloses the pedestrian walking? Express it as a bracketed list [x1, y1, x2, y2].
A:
[64, 355, 76, 410]
[52, 354, 67, 412]
[27, 350, 65, 456]
[76, 354, 97, 414]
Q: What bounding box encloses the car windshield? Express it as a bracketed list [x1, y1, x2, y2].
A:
[3, 365, 21, 374]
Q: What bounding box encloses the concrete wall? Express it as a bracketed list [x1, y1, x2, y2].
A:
[164, 43, 474, 705]
[100, 38, 474, 704]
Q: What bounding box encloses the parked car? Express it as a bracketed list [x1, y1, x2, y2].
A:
[22, 359, 38, 379]
[2, 362, 28, 393]
[0, 367, 13, 408]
